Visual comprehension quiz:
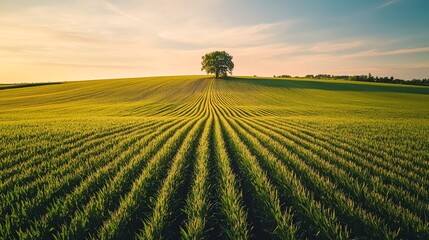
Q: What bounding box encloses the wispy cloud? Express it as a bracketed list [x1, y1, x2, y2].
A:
[309, 40, 365, 53]
[100, 0, 141, 22]
[340, 46, 429, 58]
[157, 20, 298, 48]
[377, 0, 401, 9]
[37, 61, 147, 69]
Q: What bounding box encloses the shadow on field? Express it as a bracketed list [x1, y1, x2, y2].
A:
[226, 77, 429, 95]
[0, 82, 63, 90]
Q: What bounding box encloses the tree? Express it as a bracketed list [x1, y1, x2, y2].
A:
[201, 51, 234, 78]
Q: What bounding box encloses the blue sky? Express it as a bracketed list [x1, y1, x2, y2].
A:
[0, 0, 428, 83]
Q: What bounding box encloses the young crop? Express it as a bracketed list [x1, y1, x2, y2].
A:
[1, 75, 428, 239]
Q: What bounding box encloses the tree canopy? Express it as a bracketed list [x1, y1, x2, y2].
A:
[201, 51, 234, 78]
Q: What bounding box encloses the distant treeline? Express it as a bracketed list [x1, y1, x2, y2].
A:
[274, 73, 429, 86]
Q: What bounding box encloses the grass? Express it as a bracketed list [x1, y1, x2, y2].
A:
[0, 75, 428, 239]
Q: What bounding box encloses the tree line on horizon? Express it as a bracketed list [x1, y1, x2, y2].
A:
[200, 51, 428, 86]
[274, 73, 429, 86]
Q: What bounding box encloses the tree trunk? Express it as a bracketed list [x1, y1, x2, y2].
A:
[215, 71, 219, 78]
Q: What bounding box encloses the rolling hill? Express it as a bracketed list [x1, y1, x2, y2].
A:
[1, 76, 428, 239]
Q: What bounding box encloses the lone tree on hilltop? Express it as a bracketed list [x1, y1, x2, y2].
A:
[201, 51, 234, 78]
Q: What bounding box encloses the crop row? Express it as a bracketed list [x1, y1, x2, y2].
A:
[1, 78, 427, 239]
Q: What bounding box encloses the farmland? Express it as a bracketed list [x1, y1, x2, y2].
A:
[1, 76, 428, 239]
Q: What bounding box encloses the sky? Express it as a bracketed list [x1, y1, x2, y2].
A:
[1, 0, 429, 83]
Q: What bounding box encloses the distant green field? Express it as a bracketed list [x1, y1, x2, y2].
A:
[1, 76, 428, 239]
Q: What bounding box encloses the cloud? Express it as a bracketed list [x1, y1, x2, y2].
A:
[340, 46, 429, 59]
[100, 0, 142, 22]
[377, 0, 401, 9]
[380, 46, 429, 55]
[309, 40, 365, 53]
[157, 20, 298, 49]
[36, 61, 147, 69]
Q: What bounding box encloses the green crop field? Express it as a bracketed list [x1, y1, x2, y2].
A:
[1, 76, 428, 239]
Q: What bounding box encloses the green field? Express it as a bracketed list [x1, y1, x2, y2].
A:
[1, 76, 428, 239]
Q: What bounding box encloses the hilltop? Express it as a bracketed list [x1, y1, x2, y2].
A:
[1, 76, 428, 239]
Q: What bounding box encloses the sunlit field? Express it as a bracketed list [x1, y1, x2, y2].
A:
[1, 76, 428, 239]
